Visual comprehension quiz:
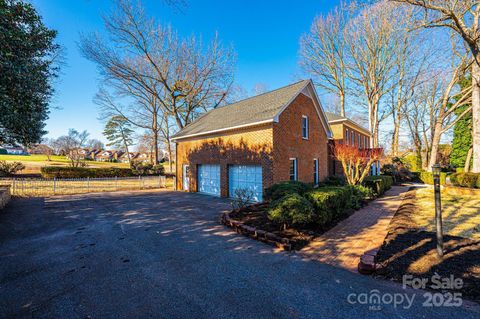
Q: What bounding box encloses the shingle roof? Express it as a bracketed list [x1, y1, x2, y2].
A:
[325, 112, 371, 135]
[172, 80, 310, 139]
[325, 112, 346, 122]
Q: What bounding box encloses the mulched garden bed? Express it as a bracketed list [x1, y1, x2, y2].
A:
[227, 202, 357, 250]
[374, 188, 480, 303]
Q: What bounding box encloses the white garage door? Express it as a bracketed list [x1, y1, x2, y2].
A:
[197, 164, 221, 196]
[229, 165, 262, 202]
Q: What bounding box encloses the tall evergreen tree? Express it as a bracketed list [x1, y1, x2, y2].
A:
[451, 77, 473, 169]
[0, 0, 59, 146]
[103, 116, 135, 165]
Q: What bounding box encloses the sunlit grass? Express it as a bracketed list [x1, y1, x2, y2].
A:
[413, 187, 480, 240]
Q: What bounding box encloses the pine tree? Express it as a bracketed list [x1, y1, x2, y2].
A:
[103, 116, 135, 166]
[451, 77, 473, 169]
[0, 0, 60, 146]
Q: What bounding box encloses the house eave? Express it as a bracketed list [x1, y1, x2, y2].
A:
[171, 119, 274, 142]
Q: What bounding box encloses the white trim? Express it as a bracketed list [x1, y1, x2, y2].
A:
[302, 115, 309, 139]
[329, 118, 372, 137]
[289, 158, 297, 181]
[313, 158, 319, 185]
[171, 119, 274, 141]
[273, 80, 332, 138]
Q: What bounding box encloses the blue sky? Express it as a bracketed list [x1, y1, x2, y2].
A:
[32, 0, 339, 142]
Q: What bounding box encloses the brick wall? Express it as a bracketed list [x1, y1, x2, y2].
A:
[175, 92, 331, 197]
[328, 122, 372, 176]
[272, 93, 329, 184]
[175, 124, 273, 197]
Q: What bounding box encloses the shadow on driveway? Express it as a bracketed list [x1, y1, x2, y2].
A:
[0, 190, 478, 318]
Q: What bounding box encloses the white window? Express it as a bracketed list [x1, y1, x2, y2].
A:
[302, 116, 309, 139]
[365, 136, 369, 148]
[345, 129, 349, 144]
[313, 159, 319, 185]
[351, 132, 355, 145]
[289, 158, 297, 181]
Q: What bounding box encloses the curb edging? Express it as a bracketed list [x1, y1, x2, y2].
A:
[221, 210, 292, 251]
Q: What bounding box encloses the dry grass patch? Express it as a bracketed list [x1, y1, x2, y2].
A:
[413, 186, 480, 240]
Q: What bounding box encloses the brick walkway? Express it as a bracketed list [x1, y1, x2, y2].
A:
[300, 185, 411, 272]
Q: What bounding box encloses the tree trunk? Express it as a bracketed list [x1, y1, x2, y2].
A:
[428, 121, 443, 169]
[340, 92, 345, 117]
[167, 139, 173, 173]
[367, 98, 379, 148]
[471, 60, 480, 173]
[391, 120, 400, 157]
[464, 147, 473, 172]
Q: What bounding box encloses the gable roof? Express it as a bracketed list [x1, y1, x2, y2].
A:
[325, 112, 371, 136]
[172, 80, 331, 140]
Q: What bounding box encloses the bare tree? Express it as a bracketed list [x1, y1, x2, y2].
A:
[300, 2, 350, 116]
[346, 1, 406, 147]
[79, 0, 235, 163]
[54, 129, 90, 167]
[391, 0, 480, 171]
[388, 14, 435, 156]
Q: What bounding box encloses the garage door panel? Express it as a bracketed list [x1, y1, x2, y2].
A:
[229, 165, 262, 202]
[198, 164, 220, 196]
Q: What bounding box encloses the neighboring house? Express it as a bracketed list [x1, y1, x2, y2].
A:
[119, 152, 138, 163]
[172, 80, 332, 201]
[325, 112, 378, 176]
[2, 146, 28, 155]
[94, 150, 123, 162]
[77, 148, 92, 160]
[136, 152, 152, 163]
[28, 144, 53, 155]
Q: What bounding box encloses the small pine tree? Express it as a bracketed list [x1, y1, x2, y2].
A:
[451, 77, 472, 169]
[103, 116, 135, 165]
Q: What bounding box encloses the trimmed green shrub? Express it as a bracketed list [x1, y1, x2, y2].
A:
[131, 163, 165, 176]
[268, 193, 315, 228]
[321, 175, 346, 186]
[264, 181, 312, 201]
[0, 149, 7, 155]
[41, 166, 136, 178]
[362, 175, 393, 196]
[418, 171, 447, 185]
[0, 160, 25, 176]
[305, 186, 353, 226]
[349, 185, 373, 209]
[449, 172, 480, 188]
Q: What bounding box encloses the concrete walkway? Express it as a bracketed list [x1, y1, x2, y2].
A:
[301, 185, 411, 272]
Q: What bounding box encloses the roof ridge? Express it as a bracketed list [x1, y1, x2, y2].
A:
[172, 79, 309, 138]
[216, 79, 309, 109]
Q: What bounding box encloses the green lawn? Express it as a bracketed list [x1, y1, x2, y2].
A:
[0, 154, 70, 162]
[0, 154, 130, 174]
[0, 154, 175, 174]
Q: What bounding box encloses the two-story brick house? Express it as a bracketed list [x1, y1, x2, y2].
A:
[325, 112, 373, 176]
[171, 80, 332, 201]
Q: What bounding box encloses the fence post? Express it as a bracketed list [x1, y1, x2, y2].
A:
[53, 177, 56, 195]
[139, 175, 141, 189]
[12, 178, 16, 195]
[87, 177, 90, 192]
[115, 176, 118, 190]
[158, 175, 161, 188]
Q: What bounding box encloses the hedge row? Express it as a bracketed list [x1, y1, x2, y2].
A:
[41, 167, 136, 178]
[412, 171, 448, 185]
[362, 175, 393, 196]
[450, 172, 480, 188]
[265, 181, 374, 229]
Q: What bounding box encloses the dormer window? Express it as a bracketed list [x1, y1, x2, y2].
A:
[302, 116, 309, 139]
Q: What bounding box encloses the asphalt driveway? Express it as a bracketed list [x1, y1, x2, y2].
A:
[0, 190, 478, 318]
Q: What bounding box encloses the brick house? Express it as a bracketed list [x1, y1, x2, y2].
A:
[325, 112, 374, 176]
[171, 80, 332, 201]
